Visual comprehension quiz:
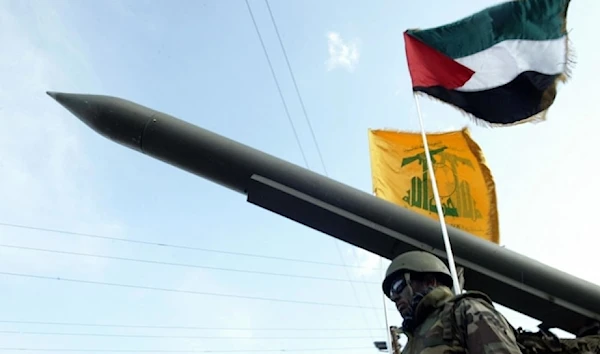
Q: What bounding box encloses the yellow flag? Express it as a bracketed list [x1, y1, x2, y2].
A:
[368, 128, 499, 244]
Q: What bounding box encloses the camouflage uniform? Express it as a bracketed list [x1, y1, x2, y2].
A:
[381, 251, 521, 354]
[400, 285, 521, 353]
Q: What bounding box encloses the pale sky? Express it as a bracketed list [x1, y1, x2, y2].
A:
[0, 0, 597, 353]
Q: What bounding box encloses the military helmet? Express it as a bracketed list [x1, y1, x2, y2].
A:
[382, 250, 453, 297]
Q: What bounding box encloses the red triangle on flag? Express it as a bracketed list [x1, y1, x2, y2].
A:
[404, 31, 474, 90]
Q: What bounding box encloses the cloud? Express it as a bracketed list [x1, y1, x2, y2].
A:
[325, 32, 360, 72]
[347, 247, 384, 278]
[0, 1, 123, 277]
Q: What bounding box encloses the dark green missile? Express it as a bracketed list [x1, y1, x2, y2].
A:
[47, 91, 600, 335]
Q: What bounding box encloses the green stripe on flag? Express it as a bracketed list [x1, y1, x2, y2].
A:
[407, 0, 569, 59]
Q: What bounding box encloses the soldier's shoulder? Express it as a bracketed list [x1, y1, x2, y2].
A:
[451, 292, 515, 334]
[452, 291, 495, 312]
[450, 291, 505, 325]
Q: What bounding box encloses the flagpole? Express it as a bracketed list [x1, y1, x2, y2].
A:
[412, 93, 461, 295]
[380, 256, 393, 354]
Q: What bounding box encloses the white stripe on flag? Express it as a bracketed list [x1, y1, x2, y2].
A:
[456, 36, 567, 92]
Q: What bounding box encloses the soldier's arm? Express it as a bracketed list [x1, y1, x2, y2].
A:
[458, 298, 522, 354]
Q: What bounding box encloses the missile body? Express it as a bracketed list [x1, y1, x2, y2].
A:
[48, 91, 600, 335]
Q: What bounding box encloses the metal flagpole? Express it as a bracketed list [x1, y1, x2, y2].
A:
[380, 256, 392, 354]
[412, 93, 461, 295]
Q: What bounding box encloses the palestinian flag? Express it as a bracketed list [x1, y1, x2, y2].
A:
[404, 0, 572, 126]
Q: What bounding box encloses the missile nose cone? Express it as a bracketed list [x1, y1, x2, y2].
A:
[46, 91, 89, 119]
[47, 91, 156, 152]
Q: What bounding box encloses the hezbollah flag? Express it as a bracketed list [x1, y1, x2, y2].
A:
[368, 128, 499, 244]
[404, 0, 571, 125]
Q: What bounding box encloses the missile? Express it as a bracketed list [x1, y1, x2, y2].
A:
[48, 91, 600, 335]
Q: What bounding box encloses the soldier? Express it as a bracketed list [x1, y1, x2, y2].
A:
[382, 250, 522, 353]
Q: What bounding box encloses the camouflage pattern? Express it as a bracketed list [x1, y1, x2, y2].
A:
[400, 286, 521, 354]
[515, 329, 600, 354]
